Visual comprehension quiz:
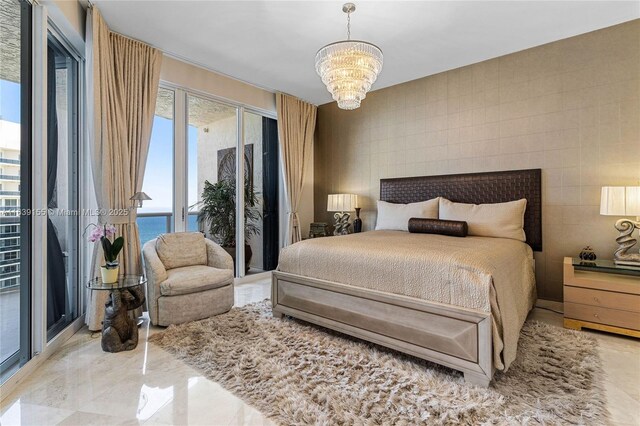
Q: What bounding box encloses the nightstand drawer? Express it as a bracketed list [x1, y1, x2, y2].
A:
[565, 302, 640, 331]
[565, 286, 640, 313]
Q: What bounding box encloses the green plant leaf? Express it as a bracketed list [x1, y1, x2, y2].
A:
[101, 236, 114, 262]
[111, 236, 125, 259]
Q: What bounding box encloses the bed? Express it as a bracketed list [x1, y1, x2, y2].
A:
[272, 169, 542, 387]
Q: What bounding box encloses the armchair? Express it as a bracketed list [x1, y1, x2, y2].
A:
[143, 232, 234, 326]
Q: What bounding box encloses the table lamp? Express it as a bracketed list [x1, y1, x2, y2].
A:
[327, 194, 357, 235]
[600, 186, 640, 265]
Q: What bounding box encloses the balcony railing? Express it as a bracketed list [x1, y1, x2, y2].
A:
[0, 233, 20, 239]
[137, 212, 172, 236]
[137, 211, 202, 245]
[0, 191, 20, 196]
[0, 175, 19, 181]
[0, 158, 20, 165]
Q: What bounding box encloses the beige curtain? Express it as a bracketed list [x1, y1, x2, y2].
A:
[276, 93, 317, 245]
[85, 8, 162, 330]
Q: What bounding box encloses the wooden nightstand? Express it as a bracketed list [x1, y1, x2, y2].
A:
[563, 257, 640, 338]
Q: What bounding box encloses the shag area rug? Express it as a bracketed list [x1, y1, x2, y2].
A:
[150, 301, 608, 425]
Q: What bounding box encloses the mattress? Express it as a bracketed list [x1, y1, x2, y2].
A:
[277, 230, 536, 370]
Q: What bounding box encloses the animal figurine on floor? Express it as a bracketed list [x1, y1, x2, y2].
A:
[101, 286, 145, 352]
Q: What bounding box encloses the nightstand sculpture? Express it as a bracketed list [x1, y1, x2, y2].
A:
[600, 186, 640, 266]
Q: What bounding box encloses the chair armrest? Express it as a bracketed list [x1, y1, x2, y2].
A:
[205, 239, 234, 271]
[142, 239, 168, 325]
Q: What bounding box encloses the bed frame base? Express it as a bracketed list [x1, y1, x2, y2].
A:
[272, 271, 494, 388]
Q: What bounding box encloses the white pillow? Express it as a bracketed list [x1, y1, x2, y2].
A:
[375, 198, 439, 231]
[439, 198, 527, 242]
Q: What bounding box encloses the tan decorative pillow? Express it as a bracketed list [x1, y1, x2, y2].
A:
[155, 232, 208, 270]
[439, 198, 527, 242]
[375, 198, 439, 231]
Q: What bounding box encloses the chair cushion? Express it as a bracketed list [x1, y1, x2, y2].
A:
[160, 265, 233, 296]
[155, 232, 207, 270]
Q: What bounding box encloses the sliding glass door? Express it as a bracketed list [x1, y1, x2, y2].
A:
[0, 0, 31, 383]
[46, 32, 79, 340]
[186, 94, 239, 270]
[140, 88, 280, 277]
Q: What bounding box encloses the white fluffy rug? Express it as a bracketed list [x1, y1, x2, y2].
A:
[150, 301, 608, 425]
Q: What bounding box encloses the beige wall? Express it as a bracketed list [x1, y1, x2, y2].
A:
[160, 56, 276, 113]
[314, 20, 640, 301]
[51, 0, 85, 37]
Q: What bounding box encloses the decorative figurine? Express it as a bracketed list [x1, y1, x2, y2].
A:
[353, 207, 363, 233]
[101, 286, 145, 352]
[579, 246, 597, 262]
[309, 222, 329, 238]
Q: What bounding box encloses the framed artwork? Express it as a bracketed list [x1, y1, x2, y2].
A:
[217, 144, 254, 188]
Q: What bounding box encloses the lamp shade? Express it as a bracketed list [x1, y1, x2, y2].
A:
[130, 191, 152, 208]
[327, 194, 357, 212]
[600, 186, 640, 216]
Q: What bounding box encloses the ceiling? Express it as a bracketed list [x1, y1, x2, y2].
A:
[95, 1, 640, 106]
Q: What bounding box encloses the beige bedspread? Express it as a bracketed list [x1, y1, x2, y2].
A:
[277, 230, 536, 370]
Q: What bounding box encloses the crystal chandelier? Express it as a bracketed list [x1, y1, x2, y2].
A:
[315, 3, 383, 110]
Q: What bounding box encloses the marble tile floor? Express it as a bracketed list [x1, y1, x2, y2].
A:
[1, 273, 638, 425]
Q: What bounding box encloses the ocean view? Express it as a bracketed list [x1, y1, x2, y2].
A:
[137, 214, 199, 247]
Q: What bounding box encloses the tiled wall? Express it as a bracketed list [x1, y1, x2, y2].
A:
[314, 20, 640, 301]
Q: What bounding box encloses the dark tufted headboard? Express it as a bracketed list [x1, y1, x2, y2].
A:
[380, 169, 542, 251]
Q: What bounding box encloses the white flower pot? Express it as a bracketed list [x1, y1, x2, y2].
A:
[101, 265, 119, 284]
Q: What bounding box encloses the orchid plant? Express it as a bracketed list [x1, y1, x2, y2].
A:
[86, 224, 125, 269]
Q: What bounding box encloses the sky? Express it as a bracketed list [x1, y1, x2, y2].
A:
[140, 119, 199, 213]
[1, 80, 21, 123]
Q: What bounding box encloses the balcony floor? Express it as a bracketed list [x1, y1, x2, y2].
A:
[0, 289, 19, 365]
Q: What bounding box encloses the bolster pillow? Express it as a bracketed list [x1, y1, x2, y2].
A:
[408, 218, 468, 237]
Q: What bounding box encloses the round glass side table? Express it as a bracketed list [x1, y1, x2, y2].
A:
[86, 275, 147, 352]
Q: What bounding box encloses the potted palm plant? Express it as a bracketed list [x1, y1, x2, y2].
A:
[196, 177, 261, 273]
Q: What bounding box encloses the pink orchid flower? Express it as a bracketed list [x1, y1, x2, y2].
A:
[88, 226, 103, 243]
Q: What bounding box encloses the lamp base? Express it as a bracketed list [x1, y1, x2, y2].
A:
[333, 212, 351, 236]
[614, 259, 640, 267]
[613, 218, 640, 265]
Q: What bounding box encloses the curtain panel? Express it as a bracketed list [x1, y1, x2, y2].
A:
[46, 46, 66, 329]
[276, 93, 317, 245]
[85, 8, 162, 330]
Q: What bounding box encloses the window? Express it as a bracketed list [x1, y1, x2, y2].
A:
[1, 251, 19, 261]
[46, 32, 80, 340]
[186, 94, 238, 234]
[146, 89, 280, 278]
[137, 87, 174, 247]
[0, 0, 30, 382]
